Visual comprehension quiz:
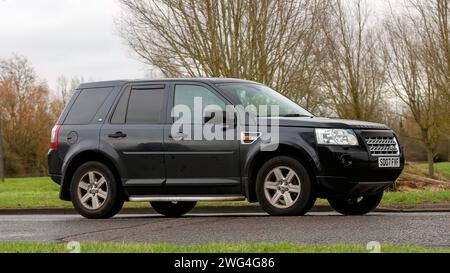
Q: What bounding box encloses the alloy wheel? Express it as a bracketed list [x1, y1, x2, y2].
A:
[263, 166, 301, 209]
[77, 171, 109, 210]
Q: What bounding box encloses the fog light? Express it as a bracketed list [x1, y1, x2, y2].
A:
[341, 155, 353, 167]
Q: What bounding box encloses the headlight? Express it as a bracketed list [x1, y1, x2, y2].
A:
[315, 129, 359, 146]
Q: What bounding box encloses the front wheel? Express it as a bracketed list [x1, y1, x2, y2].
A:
[327, 191, 384, 215]
[256, 156, 316, 216]
[150, 201, 197, 217]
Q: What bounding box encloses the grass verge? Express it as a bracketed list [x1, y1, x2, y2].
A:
[0, 242, 448, 253]
[381, 190, 450, 206]
[404, 162, 450, 181]
[0, 174, 449, 209]
[434, 162, 450, 180]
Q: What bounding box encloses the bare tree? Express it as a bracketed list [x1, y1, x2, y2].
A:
[56, 75, 69, 105]
[57, 75, 84, 105]
[410, 0, 450, 163]
[0, 55, 56, 176]
[318, 0, 387, 121]
[383, 0, 449, 177]
[409, 0, 450, 104]
[0, 118, 4, 181]
[0, 54, 37, 178]
[117, 0, 330, 114]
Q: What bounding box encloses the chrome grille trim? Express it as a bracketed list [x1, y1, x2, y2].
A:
[364, 136, 400, 156]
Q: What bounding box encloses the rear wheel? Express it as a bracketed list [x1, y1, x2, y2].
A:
[327, 191, 384, 215]
[70, 162, 124, 219]
[150, 201, 197, 217]
[256, 156, 316, 216]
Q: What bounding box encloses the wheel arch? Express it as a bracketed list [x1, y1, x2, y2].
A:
[245, 143, 318, 202]
[60, 150, 123, 201]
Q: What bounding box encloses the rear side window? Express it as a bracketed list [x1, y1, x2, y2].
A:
[64, 87, 113, 125]
[126, 88, 165, 124]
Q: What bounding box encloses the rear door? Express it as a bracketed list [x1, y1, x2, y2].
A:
[100, 83, 167, 190]
[59, 86, 116, 176]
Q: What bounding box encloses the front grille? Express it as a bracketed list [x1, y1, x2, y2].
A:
[364, 136, 399, 156]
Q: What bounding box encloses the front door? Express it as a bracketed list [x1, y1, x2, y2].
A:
[164, 83, 241, 194]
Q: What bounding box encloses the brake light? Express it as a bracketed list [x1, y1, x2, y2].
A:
[50, 125, 61, 149]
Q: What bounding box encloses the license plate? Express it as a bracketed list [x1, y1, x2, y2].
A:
[378, 157, 400, 168]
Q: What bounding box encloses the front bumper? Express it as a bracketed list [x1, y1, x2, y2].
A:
[315, 129, 404, 197]
[317, 176, 393, 197]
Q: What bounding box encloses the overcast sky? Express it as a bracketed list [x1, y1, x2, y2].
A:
[0, 0, 147, 93]
[0, 0, 394, 94]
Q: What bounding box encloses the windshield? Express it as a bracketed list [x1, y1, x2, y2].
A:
[217, 83, 313, 117]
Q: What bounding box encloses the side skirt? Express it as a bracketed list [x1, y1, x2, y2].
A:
[128, 195, 246, 202]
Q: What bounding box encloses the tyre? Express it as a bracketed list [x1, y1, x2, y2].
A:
[150, 201, 197, 217]
[327, 191, 384, 215]
[70, 161, 124, 219]
[256, 156, 316, 216]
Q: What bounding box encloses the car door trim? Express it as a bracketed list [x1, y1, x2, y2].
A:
[123, 151, 234, 155]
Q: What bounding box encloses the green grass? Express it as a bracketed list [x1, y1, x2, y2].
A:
[405, 162, 450, 180]
[381, 190, 450, 206]
[434, 162, 450, 180]
[0, 177, 71, 208]
[0, 175, 449, 209]
[0, 177, 144, 209]
[0, 242, 448, 253]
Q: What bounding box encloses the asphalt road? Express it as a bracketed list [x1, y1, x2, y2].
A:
[0, 211, 449, 247]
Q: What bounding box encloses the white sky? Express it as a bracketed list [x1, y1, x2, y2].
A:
[0, 0, 147, 93]
[0, 0, 394, 94]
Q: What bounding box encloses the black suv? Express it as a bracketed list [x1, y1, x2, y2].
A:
[48, 78, 404, 218]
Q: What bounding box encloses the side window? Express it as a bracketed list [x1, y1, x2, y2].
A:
[174, 85, 226, 124]
[111, 88, 130, 124]
[126, 88, 165, 124]
[64, 87, 112, 125]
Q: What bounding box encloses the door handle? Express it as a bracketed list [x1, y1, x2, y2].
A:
[108, 132, 127, 138]
[169, 132, 188, 140]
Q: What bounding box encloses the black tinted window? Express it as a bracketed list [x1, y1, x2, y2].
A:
[126, 88, 165, 124]
[111, 88, 130, 124]
[64, 87, 112, 124]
